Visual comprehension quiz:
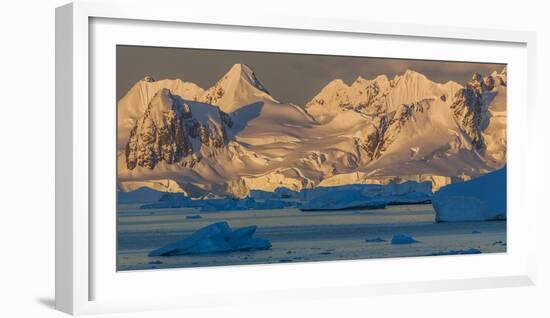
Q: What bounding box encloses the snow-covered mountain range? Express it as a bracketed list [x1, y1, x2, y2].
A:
[117, 63, 507, 198]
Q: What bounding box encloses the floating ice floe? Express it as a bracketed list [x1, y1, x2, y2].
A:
[365, 237, 387, 243]
[149, 222, 272, 256]
[390, 234, 420, 244]
[429, 248, 482, 256]
[433, 167, 506, 222]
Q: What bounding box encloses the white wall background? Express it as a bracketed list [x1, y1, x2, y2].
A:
[0, 0, 547, 317]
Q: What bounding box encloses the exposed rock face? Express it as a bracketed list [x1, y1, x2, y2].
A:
[305, 69, 505, 166]
[361, 100, 432, 160]
[450, 70, 506, 155]
[451, 85, 486, 152]
[125, 88, 231, 170]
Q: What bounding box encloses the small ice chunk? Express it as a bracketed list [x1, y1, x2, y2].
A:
[365, 237, 387, 243]
[391, 234, 419, 245]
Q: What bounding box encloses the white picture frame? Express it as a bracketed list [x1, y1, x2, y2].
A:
[55, 1, 537, 315]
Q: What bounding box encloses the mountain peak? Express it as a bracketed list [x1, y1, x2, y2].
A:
[200, 63, 276, 113]
[219, 63, 268, 92]
[326, 78, 349, 88]
[142, 75, 155, 82]
[226, 63, 254, 77]
[402, 69, 427, 80]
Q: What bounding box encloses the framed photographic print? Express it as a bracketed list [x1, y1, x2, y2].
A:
[116, 46, 508, 270]
[56, 1, 537, 315]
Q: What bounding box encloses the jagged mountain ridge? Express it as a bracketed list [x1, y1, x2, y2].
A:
[117, 64, 506, 197]
[304, 70, 462, 121]
[125, 88, 232, 170]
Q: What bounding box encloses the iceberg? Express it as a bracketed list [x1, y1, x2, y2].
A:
[433, 167, 506, 222]
[299, 190, 387, 211]
[199, 198, 256, 212]
[139, 193, 294, 212]
[382, 192, 432, 205]
[299, 181, 432, 202]
[390, 234, 419, 244]
[298, 181, 432, 211]
[274, 187, 299, 199]
[249, 189, 273, 200]
[299, 184, 381, 202]
[253, 199, 294, 209]
[137, 180, 432, 212]
[140, 200, 185, 209]
[149, 222, 271, 256]
[117, 187, 165, 204]
[249, 187, 299, 200]
[140, 193, 201, 209]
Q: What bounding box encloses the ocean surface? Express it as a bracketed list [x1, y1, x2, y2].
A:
[117, 203, 506, 271]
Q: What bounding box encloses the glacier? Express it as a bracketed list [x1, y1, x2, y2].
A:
[148, 222, 271, 256]
[433, 167, 506, 222]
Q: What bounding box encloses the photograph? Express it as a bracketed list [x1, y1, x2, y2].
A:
[116, 46, 507, 271]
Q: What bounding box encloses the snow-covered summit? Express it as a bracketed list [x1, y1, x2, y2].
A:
[201, 63, 277, 113]
[304, 69, 461, 123]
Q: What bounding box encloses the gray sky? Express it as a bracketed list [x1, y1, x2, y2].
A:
[117, 45, 505, 106]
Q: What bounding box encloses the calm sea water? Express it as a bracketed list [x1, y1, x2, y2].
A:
[117, 203, 506, 271]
